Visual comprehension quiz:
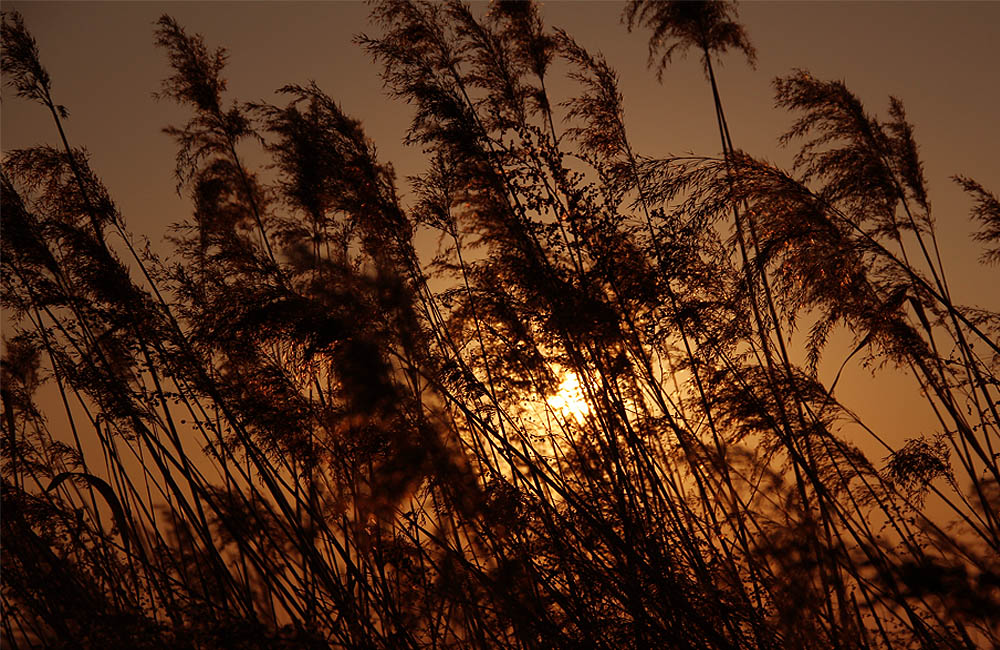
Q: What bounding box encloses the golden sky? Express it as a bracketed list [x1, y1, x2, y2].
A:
[4, 1, 999, 451]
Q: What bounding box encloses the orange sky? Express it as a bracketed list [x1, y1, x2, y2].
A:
[4, 1, 999, 454]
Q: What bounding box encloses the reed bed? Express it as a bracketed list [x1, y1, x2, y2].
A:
[3, 2, 998, 648]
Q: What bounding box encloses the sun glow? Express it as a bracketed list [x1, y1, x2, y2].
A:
[546, 371, 591, 424]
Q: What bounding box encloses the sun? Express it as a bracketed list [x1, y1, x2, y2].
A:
[546, 370, 591, 424]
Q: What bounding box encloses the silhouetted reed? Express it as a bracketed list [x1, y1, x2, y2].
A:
[3, 2, 998, 648]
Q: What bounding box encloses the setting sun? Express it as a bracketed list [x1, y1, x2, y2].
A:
[546, 370, 591, 424]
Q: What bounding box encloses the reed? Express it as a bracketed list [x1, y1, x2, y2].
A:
[3, 3, 997, 648]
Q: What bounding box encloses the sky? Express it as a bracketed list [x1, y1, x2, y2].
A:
[3, 1, 999, 453]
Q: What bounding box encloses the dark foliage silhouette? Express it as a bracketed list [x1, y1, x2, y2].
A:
[3, 2, 999, 648]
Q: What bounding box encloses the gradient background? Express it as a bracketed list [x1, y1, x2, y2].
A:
[4, 1, 999, 459]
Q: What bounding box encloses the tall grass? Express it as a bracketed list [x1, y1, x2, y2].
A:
[3, 2, 998, 648]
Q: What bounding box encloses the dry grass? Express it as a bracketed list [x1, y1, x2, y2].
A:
[3, 3, 998, 648]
